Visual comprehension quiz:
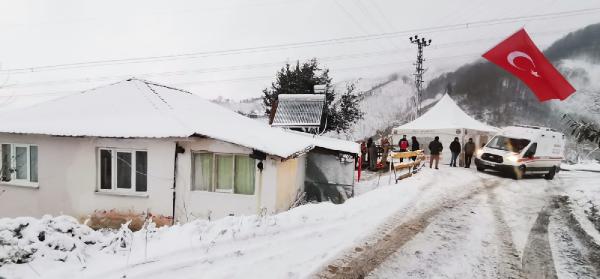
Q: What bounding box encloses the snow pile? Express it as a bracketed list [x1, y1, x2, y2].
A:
[0, 216, 104, 265]
[561, 160, 600, 172]
[561, 171, 600, 245]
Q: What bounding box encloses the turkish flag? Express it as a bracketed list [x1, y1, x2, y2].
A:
[482, 28, 575, 101]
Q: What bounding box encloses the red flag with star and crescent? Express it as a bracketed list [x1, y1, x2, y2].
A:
[482, 28, 575, 101]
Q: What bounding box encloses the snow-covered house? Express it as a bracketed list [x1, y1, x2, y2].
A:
[0, 79, 358, 222]
[392, 94, 499, 162]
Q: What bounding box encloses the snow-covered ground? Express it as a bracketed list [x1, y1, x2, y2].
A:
[366, 168, 600, 279]
[2, 166, 600, 279]
[561, 160, 600, 172]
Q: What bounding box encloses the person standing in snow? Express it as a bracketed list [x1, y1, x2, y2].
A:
[449, 137, 461, 167]
[464, 138, 476, 168]
[360, 141, 367, 168]
[398, 135, 409, 162]
[410, 136, 420, 161]
[367, 137, 377, 171]
[428, 136, 443, 169]
[380, 137, 391, 167]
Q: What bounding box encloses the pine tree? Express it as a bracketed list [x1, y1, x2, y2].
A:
[333, 83, 363, 133]
[565, 115, 600, 148]
[262, 58, 362, 133]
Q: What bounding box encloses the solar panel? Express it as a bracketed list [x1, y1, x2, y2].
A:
[271, 94, 325, 128]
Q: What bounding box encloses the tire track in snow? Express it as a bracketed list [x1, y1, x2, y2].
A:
[315, 176, 502, 279]
[486, 188, 525, 279]
[521, 198, 558, 279]
[551, 195, 600, 278]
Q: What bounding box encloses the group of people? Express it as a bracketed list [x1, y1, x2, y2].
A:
[429, 136, 476, 169]
[360, 135, 421, 171]
[360, 135, 478, 171]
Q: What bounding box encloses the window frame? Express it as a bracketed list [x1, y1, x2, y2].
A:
[191, 151, 256, 195]
[0, 143, 39, 187]
[96, 147, 148, 194]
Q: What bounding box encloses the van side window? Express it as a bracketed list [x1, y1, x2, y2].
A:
[525, 143, 537, 157]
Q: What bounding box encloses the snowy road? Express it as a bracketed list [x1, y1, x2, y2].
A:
[320, 168, 600, 279]
[2, 167, 600, 279]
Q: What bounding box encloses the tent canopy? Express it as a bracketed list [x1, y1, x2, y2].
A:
[393, 94, 498, 133]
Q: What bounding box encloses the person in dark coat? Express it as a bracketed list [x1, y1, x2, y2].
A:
[360, 141, 367, 168]
[428, 136, 443, 169]
[464, 138, 476, 168]
[367, 138, 377, 171]
[449, 137, 461, 167]
[410, 136, 420, 161]
[398, 135, 409, 162]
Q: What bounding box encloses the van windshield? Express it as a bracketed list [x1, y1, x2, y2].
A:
[486, 136, 531, 153]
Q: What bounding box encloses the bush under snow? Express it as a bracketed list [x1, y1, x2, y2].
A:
[0, 215, 145, 267]
[0, 215, 104, 265]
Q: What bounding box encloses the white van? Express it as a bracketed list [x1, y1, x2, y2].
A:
[474, 125, 565, 180]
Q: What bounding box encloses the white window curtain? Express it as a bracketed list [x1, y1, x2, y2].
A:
[193, 153, 213, 191]
[215, 154, 233, 192]
[234, 156, 255, 195]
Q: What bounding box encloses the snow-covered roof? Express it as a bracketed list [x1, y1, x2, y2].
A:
[0, 79, 358, 157]
[393, 94, 499, 133]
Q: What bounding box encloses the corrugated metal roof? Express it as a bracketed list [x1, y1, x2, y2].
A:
[271, 94, 325, 127]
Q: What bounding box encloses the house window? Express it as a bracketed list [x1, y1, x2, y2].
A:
[0, 144, 38, 185]
[98, 148, 147, 192]
[192, 152, 255, 195]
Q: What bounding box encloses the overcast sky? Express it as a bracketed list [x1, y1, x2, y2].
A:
[0, 0, 599, 105]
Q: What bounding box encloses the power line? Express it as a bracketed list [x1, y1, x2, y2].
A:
[0, 7, 598, 74]
[0, 28, 566, 90]
[0, 51, 500, 99]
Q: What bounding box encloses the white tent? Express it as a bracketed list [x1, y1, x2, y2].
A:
[392, 94, 499, 165]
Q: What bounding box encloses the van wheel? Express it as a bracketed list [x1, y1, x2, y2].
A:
[476, 166, 485, 172]
[513, 165, 525, 180]
[544, 167, 556, 180]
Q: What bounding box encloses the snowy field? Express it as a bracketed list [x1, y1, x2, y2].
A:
[2, 165, 600, 279]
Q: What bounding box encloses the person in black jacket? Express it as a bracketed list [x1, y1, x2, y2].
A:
[463, 138, 476, 168]
[367, 138, 377, 171]
[449, 137, 461, 167]
[410, 136, 420, 161]
[428, 136, 443, 169]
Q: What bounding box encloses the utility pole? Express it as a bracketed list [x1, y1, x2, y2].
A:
[409, 35, 432, 119]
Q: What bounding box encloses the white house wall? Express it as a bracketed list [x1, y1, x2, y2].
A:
[0, 134, 314, 222]
[275, 155, 306, 212]
[174, 138, 282, 221]
[0, 134, 175, 219]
